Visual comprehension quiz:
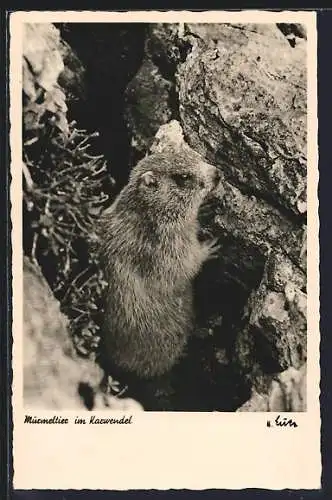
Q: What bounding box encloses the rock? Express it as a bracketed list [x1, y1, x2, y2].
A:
[237, 364, 307, 411]
[212, 180, 305, 274]
[23, 257, 143, 411]
[187, 22, 290, 43]
[23, 23, 69, 136]
[23, 23, 64, 98]
[122, 22, 183, 159]
[124, 57, 173, 156]
[234, 250, 306, 384]
[150, 119, 185, 153]
[58, 39, 86, 101]
[146, 23, 190, 74]
[123, 23, 193, 159]
[277, 23, 307, 47]
[177, 23, 307, 218]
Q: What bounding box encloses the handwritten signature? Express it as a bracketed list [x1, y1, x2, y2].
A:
[267, 415, 298, 428]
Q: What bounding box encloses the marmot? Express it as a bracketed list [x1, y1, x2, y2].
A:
[98, 147, 221, 379]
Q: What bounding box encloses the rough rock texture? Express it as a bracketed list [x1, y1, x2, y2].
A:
[146, 23, 189, 73]
[234, 250, 306, 390]
[123, 23, 187, 159]
[277, 23, 307, 48]
[237, 364, 307, 412]
[23, 257, 143, 411]
[23, 23, 69, 136]
[177, 24, 307, 218]
[58, 38, 86, 102]
[124, 57, 173, 156]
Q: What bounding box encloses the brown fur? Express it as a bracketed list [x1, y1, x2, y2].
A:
[98, 147, 220, 378]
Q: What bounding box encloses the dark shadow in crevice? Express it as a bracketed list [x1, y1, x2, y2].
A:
[57, 22, 147, 193]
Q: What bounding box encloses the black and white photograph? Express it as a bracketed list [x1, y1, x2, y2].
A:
[11, 10, 320, 491]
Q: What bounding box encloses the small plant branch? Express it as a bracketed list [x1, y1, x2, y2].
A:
[22, 161, 34, 191]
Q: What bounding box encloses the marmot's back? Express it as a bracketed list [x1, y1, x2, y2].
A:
[99, 148, 220, 378]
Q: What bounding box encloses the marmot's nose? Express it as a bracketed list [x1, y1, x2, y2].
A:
[213, 168, 221, 187]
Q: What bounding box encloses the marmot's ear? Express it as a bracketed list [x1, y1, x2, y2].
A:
[140, 170, 157, 187]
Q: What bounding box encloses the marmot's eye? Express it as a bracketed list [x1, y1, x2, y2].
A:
[171, 173, 193, 188]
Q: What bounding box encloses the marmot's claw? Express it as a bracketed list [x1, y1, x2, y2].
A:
[204, 237, 221, 260]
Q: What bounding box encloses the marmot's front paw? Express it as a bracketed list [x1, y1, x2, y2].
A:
[202, 237, 221, 260]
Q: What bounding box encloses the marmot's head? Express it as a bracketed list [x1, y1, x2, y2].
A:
[125, 149, 221, 222]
